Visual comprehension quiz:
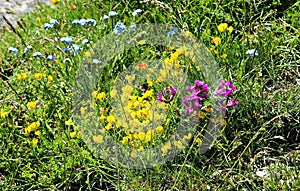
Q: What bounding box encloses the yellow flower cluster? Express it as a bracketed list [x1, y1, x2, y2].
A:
[217, 23, 233, 33]
[212, 37, 221, 46]
[34, 73, 46, 80]
[24, 121, 40, 136]
[92, 91, 106, 101]
[17, 73, 27, 81]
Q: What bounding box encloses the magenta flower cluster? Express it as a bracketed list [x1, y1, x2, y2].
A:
[215, 80, 238, 114]
[157, 86, 177, 103]
[181, 80, 209, 116]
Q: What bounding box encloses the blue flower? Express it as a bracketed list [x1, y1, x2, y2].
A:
[79, 19, 87, 26]
[100, 15, 109, 21]
[108, 11, 118, 17]
[114, 21, 126, 35]
[129, 23, 136, 31]
[82, 39, 89, 47]
[132, 9, 142, 17]
[24, 45, 33, 53]
[32, 52, 43, 58]
[71, 44, 80, 54]
[50, 18, 59, 25]
[61, 37, 73, 45]
[44, 23, 53, 30]
[46, 55, 56, 60]
[86, 19, 97, 26]
[167, 24, 178, 37]
[63, 58, 71, 63]
[8, 47, 18, 55]
[246, 49, 258, 58]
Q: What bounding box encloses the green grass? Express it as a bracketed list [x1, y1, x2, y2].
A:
[0, 0, 299, 190]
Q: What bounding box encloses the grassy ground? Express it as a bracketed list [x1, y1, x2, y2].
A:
[0, 0, 299, 190]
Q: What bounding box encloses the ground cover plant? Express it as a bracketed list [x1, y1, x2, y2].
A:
[0, 0, 299, 190]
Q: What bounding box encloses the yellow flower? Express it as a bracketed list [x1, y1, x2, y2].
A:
[145, 131, 153, 142]
[195, 138, 202, 145]
[156, 126, 164, 134]
[35, 130, 41, 137]
[106, 115, 115, 124]
[139, 146, 144, 151]
[47, 75, 53, 82]
[147, 79, 154, 87]
[92, 135, 103, 143]
[65, 119, 73, 126]
[77, 131, 81, 137]
[0, 109, 7, 119]
[34, 73, 46, 80]
[32, 138, 39, 146]
[212, 37, 221, 46]
[105, 123, 113, 130]
[184, 133, 192, 140]
[199, 111, 205, 119]
[17, 73, 27, 81]
[122, 85, 134, 95]
[173, 140, 184, 149]
[27, 101, 36, 109]
[121, 136, 129, 144]
[92, 91, 98, 98]
[97, 92, 106, 100]
[85, 51, 91, 57]
[220, 54, 227, 59]
[57, 113, 62, 119]
[161, 141, 171, 154]
[227, 26, 233, 33]
[142, 89, 154, 99]
[99, 114, 106, 122]
[137, 132, 145, 141]
[125, 75, 135, 84]
[210, 47, 218, 55]
[217, 23, 228, 32]
[137, 40, 146, 45]
[27, 121, 40, 132]
[36, 17, 41, 23]
[51, 0, 60, 4]
[24, 127, 32, 136]
[110, 89, 117, 98]
[70, 131, 76, 138]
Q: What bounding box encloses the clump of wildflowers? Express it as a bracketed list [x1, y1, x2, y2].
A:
[215, 80, 238, 114]
[157, 86, 177, 103]
[181, 80, 209, 116]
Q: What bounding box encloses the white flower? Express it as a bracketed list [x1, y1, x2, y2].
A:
[108, 11, 118, 17]
[132, 9, 142, 17]
[246, 49, 258, 58]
